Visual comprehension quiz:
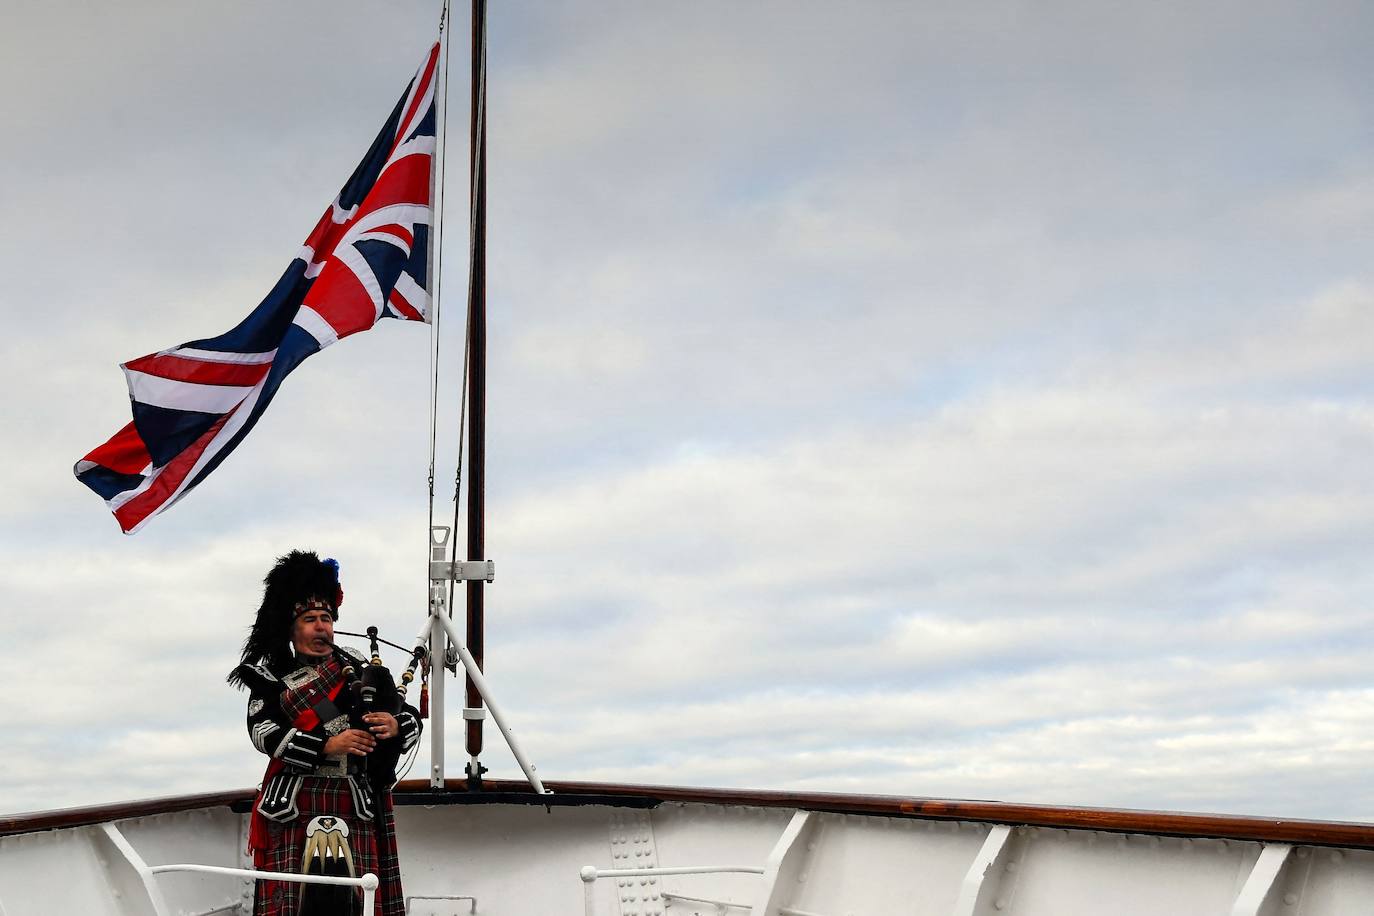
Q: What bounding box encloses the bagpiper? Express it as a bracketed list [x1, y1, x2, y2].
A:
[229, 550, 421, 916]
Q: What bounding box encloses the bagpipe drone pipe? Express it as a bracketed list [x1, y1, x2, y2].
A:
[334, 627, 426, 800]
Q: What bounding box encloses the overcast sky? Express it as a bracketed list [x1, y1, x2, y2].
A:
[3, 0, 1374, 822]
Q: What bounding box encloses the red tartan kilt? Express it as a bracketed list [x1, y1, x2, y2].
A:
[254, 777, 404, 916]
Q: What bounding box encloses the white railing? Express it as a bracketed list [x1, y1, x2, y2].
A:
[153, 863, 378, 913]
[578, 864, 765, 916]
[100, 823, 378, 915]
[579, 812, 821, 916]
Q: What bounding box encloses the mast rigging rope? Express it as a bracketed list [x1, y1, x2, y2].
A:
[426, 0, 454, 538]
[426, 0, 479, 633]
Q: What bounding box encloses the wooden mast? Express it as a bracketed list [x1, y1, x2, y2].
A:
[463, 0, 488, 787]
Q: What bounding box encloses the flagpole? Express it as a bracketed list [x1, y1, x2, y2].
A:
[463, 0, 490, 790]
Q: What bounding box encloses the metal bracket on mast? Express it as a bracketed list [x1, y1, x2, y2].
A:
[428, 531, 493, 675]
[430, 559, 496, 582]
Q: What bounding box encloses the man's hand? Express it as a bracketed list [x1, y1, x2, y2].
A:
[363, 712, 399, 739]
[324, 729, 377, 757]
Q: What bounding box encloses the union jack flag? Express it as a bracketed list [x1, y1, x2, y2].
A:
[74, 44, 441, 533]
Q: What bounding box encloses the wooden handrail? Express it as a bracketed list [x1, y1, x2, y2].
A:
[403, 778, 1374, 850]
[0, 789, 255, 837]
[5, 779, 1374, 851]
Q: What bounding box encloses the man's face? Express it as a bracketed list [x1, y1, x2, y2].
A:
[291, 603, 335, 657]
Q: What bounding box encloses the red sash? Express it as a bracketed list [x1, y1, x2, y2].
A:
[247, 658, 347, 865]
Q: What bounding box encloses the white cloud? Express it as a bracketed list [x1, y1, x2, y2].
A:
[4, 0, 1374, 825]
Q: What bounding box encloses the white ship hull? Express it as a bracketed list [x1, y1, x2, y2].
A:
[3, 780, 1371, 916]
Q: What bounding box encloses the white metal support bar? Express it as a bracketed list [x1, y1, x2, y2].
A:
[428, 526, 452, 788]
[428, 609, 448, 787]
[432, 610, 549, 794]
[751, 811, 815, 916]
[583, 866, 768, 879]
[186, 905, 238, 916]
[657, 895, 838, 916]
[579, 865, 767, 916]
[951, 824, 1014, 916]
[100, 822, 174, 916]
[661, 890, 750, 912]
[407, 894, 477, 913]
[1230, 844, 1292, 916]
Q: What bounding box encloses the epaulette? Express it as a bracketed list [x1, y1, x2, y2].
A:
[236, 663, 284, 694]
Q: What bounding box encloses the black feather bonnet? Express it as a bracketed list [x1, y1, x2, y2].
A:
[227, 550, 343, 687]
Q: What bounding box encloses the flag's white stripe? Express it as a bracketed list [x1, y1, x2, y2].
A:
[359, 203, 432, 229]
[300, 241, 326, 278]
[322, 203, 430, 262]
[121, 374, 272, 533]
[125, 370, 254, 414]
[336, 246, 386, 321]
[384, 135, 436, 171]
[393, 82, 422, 146]
[393, 272, 429, 319]
[293, 305, 340, 349]
[106, 444, 168, 513]
[170, 347, 277, 365]
[108, 462, 163, 513]
[356, 229, 412, 256]
[394, 62, 435, 149]
[331, 199, 358, 224]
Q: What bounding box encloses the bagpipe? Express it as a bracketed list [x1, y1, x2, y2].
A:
[332, 627, 427, 795]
